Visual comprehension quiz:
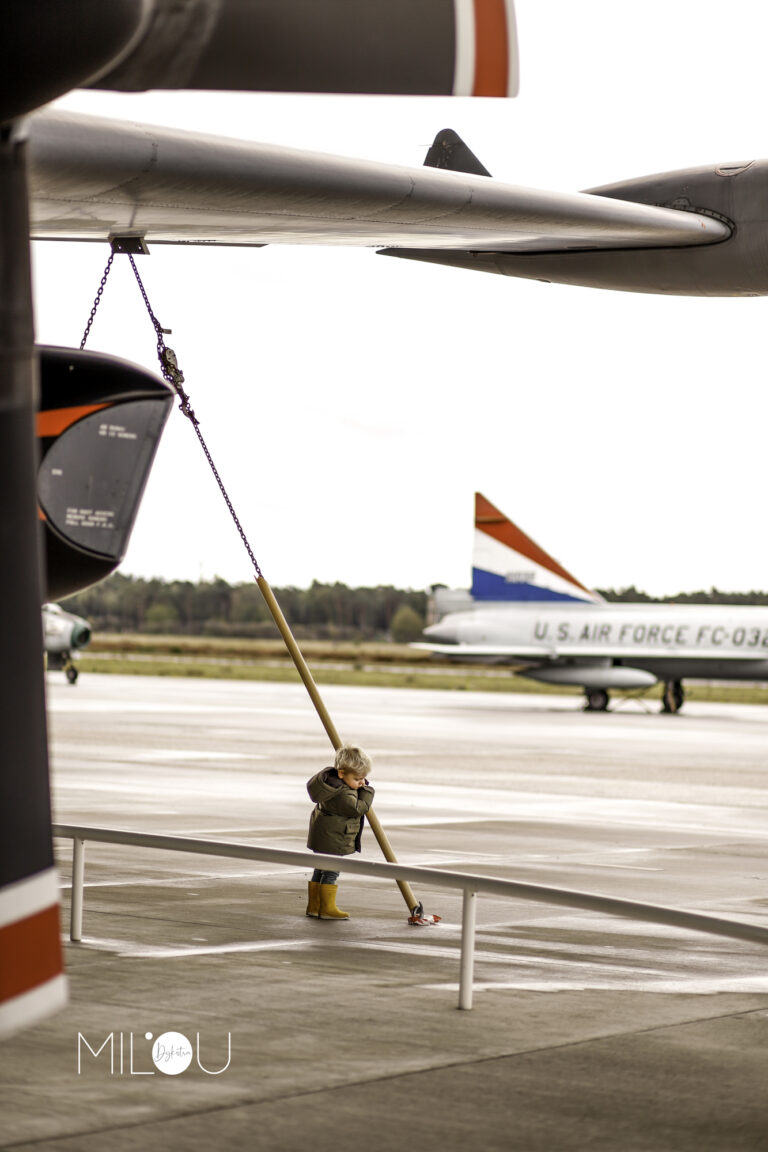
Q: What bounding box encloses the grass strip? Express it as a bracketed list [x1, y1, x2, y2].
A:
[73, 641, 768, 705]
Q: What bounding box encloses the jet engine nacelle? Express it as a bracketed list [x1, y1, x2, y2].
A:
[0, 0, 147, 122]
[391, 160, 768, 297]
[37, 347, 173, 601]
[89, 0, 519, 99]
[500, 160, 768, 297]
[525, 665, 658, 691]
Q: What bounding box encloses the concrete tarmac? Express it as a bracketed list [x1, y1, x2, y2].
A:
[3, 674, 768, 1150]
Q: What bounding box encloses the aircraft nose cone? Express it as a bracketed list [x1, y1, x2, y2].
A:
[423, 621, 457, 644]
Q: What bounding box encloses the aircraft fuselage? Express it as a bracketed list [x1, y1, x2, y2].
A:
[424, 601, 768, 685]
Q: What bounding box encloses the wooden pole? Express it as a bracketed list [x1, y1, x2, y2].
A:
[256, 575, 419, 913]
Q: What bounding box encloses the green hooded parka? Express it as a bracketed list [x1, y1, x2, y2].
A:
[306, 768, 375, 856]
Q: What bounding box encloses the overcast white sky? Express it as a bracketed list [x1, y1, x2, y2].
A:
[31, 1, 768, 597]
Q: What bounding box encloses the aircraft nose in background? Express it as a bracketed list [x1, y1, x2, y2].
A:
[423, 620, 459, 643]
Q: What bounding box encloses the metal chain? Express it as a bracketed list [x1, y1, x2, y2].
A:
[79, 252, 115, 349]
[125, 255, 264, 579]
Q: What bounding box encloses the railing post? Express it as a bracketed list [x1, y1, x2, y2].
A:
[71, 837, 85, 942]
[458, 888, 477, 1010]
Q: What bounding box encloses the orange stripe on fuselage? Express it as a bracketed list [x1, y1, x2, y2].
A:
[0, 904, 63, 1004]
[36, 403, 110, 439]
[472, 0, 509, 96]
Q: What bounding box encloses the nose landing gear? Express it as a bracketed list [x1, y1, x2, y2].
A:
[46, 651, 79, 684]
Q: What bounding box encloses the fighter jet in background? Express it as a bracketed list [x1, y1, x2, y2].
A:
[418, 494, 768, 714]
[42, 603, 91, 684]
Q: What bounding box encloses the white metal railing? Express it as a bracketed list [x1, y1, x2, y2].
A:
[53, 823, 768, 1010]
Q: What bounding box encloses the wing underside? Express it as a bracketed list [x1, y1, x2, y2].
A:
[27, 112, 729, 252]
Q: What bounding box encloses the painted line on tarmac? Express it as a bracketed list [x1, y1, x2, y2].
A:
[421, 974, 768, 994]
[352, 939, 666, 975]
[73, 935, 768, 992]
[48, 699, 311, 716]
[64, 931, 669, 973]
[129, 940, 316, 959]
[131, 751, 268, 761]
[59, 868, 307, 889]
[71, 936, 316, 958]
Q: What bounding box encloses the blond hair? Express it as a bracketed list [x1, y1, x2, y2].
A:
[334, 745, 371, 778]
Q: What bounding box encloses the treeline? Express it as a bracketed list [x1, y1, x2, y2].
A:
[61, 573, 428, 642]
[599, 585, 768, 605]
[60, 574, 768, 644]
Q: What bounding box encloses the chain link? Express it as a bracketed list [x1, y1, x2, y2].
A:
[125, 255, 264, 579]
[79, 252, 115, 349]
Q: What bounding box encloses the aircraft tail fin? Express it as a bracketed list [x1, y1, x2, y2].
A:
[472, 493, 604, 604]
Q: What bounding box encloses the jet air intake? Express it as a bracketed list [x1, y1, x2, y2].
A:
[37, 347, 173, 601]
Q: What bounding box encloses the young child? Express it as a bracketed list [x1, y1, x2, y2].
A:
[305, 745, 374, 920]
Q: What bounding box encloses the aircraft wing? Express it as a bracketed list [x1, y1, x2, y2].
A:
[549, 644, 768, 663]
[26, 111, 728, 252]
[413, 642, 550, 660]
[417, 640, 768, 664]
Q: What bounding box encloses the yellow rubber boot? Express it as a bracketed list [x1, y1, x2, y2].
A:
[306, 881, 321, 918]
[318, 883, 349, 920]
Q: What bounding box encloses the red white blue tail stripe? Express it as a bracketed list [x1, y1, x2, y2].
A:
[472, 493, 603, 604]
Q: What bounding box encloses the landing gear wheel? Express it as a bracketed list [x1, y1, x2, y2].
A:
[65, 664, 78, 685]
[661, 680, 684, 714]
[584, 688, 609, 712]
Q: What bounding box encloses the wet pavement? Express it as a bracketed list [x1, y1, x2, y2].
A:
[3, 675, 768, 1150]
